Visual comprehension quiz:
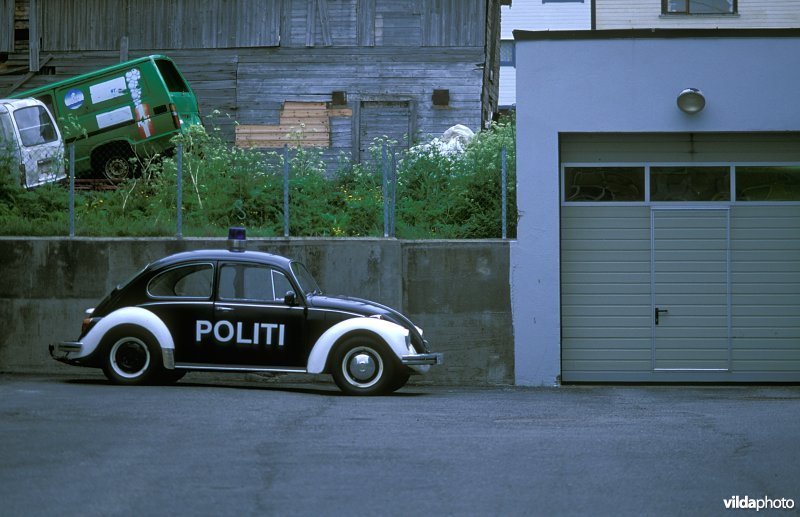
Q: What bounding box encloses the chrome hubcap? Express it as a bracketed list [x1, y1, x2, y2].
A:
[349, 353, 377, 382]
[342, 346, 384, 388]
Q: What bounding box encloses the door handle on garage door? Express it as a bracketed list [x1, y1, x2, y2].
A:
[655, 307, 669, 325]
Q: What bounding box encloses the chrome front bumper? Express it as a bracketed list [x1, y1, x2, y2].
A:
[401, 353, 444, 366]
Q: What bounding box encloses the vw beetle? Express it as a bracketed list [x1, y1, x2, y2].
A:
[50, 229, 442, 395]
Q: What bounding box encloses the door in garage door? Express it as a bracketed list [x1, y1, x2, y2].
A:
[651, 208, 731, 371]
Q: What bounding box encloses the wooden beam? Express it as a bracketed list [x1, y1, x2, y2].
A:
[3, 54, 52, 96]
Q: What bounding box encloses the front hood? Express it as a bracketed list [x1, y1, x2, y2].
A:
[308, 294, 429, 353]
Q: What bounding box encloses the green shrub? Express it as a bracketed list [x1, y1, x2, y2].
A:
[0, 113, 516, 238]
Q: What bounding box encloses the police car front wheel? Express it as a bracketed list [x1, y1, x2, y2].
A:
[101, 326, 162, 385]
[331, 337, 405, 396]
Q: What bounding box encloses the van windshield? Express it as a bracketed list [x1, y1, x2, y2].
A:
[13, 106, 58, 146]
[156, 59, 190, 93]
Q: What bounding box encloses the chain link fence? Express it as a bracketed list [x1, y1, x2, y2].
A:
[3, 138, 513, 239]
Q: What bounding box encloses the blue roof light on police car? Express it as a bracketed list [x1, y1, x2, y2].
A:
[228, 226, 247, 252]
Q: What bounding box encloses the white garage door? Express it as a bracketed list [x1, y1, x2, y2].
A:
[560, 133, 800, 382]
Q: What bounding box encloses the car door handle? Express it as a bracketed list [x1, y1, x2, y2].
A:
[655, 307, 669, 325]
[217, 306, 234, 312]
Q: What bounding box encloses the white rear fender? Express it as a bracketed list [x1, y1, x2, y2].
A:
[76, 306, 174, 359]
[306, 317, 410, 374]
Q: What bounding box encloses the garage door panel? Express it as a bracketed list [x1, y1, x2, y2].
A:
[732, 239, 800, 251]
[561, 338, 651, 350]
[733, 272, 800, 284]
[563, 360, 653, 372]
[733, 260, 800, 273]
[563, 316, 652, 329]
[563, 327, 650, 339]
[563, 272, 651, 285]
[653, 283, 728, 295]
[561, 239, 650, 252]
[734, 283, 800, 295]
[563, 228, 650, 242]
[561, 305, 651, 318]
[561, 294, 651, 305]
[731, 360, 800, 371]
[561, 217, 650, 230]
[562, 261, 651, 274]
[562, 283, 651, 295]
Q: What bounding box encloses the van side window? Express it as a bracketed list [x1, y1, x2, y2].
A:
[155, 59, 189, 93]
[13, 106, 58, 146]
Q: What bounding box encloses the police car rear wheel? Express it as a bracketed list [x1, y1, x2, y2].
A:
[101, 327, 161, 385]
[331, 337, 399, 396]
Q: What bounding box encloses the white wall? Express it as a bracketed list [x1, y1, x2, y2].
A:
[499, 1, 591, 106]
[512, 32, 800, 385]
[597, 0, 800, 29]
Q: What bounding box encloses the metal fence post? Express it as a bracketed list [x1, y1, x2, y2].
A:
[501, 146, 507, 240]
[390, 146, 397, 238]
[382, 142, 389, 238]
[283, 144, 290, 237]
[68, 144, 75, 238]
[176, 143, 183, 238]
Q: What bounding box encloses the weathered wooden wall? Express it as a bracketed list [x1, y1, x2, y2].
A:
[2, 0, 501, 169]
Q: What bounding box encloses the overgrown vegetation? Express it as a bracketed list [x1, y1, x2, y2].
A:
[0, 113, 516, 238]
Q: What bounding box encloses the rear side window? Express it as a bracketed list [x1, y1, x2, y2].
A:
[13, 106, 58, 146]
[148, 263, 213, 298]
[156, 59, 189, 93]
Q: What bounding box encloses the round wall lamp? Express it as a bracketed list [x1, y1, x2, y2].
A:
[677, 88, 706, 114]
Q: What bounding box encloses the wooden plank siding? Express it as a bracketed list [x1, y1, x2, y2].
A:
[2, 0, 501, 168]
[0, 0, 14, 53]
[596, 0, 800, 29]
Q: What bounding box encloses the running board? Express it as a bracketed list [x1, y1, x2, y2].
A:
[175, 363, 307, 374]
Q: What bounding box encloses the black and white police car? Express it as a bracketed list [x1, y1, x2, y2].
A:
[50, 228, 442, 395]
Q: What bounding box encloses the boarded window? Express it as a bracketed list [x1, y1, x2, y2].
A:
[359, 101, 411, 163]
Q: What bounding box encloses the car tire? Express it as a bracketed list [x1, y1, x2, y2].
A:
[160, 369, 186, 385]
[101, 326, 162, 386]
[390, 372, 411, 392]
[331, 335, 400, 396]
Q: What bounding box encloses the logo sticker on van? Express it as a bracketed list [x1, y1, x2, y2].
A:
[89, 76, 128, 104]
[64, 89, 84, 110]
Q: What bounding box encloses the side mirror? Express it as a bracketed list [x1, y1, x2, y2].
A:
[284, 290, 297, 306]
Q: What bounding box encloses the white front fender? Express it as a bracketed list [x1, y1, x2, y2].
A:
[306, 318, 410, 374]
[75, 306, 175, 359]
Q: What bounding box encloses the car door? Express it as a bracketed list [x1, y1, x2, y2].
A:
[141, 262, 216, 364]
[211, 262, 307, 368]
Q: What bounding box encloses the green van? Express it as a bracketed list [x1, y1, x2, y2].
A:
[12, 55, 201, 179]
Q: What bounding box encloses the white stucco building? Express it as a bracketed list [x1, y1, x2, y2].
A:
[512, 28, 800, 384]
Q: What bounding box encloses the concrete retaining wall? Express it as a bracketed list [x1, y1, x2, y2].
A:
[0, 237, 512, 385]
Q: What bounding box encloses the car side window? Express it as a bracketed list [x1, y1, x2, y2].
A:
[148, 263, 213, 298]
[219, 264, 291, 302]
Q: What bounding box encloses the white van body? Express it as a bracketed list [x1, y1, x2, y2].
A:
[0, 98, 65, 188]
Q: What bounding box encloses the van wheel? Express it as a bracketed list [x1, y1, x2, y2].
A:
[94, 146, 136, 180]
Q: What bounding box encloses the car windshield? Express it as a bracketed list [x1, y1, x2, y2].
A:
[291, 261, 321, 296]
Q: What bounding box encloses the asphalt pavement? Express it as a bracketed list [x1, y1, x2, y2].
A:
[1, 373, 798, 516]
